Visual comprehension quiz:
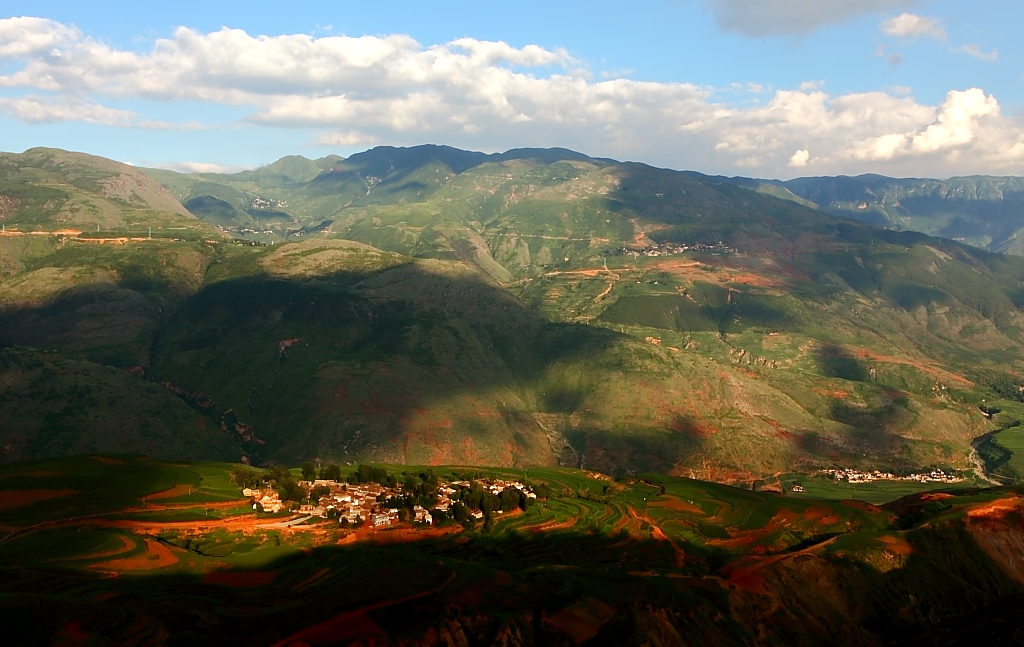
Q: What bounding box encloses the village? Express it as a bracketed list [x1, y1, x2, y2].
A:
[243, 473, 537, 529]
[616, 241, 736, 257]
[816, 467, 965, 485]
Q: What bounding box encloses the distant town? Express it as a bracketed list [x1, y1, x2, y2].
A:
[815, 467, 965, 485]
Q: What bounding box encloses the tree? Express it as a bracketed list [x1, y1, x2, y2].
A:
[230, 465, 262, 489]
[320, 463, 343, 481]
[499, 487, 521, 512]
[301, 462, 316, 480]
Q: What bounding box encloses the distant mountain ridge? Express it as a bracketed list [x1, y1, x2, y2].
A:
[701, 171, 1024, 256]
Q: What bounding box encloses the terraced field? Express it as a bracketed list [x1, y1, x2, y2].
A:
[4, 455, 1024, 644]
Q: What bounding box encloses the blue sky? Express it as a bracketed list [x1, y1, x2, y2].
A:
[1, 0, 1022, 178]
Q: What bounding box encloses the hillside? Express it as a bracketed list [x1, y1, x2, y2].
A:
[727, 173, 1024, 257]
[3, 455, 1024, 645]
[5, 145, 1024, 479]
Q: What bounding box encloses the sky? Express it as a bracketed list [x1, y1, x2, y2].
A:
[1, 0, 1023, 179]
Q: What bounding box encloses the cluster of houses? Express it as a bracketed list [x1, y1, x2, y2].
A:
[250, 196, 288, 210]
[616, 241, 735, 257]
[817, 467, 964, 484]
[243, 476, 536, 528]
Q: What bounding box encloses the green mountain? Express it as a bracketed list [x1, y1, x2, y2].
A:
[6, 145, 1024, 481]
[732, 173, 1024, 256]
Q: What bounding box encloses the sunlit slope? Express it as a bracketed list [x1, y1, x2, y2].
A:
[3, 146, 1024, 476]
[132, 146, 1024, 475]
[0, 147, 208, 231]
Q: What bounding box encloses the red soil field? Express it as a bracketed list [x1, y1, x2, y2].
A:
[730, 273, 781, 288]
[839, 500, 883, 513]
[967, 496, 1021, 519]
[142, 484, 195, 501]
[522, 516, 578, 533]
[62, 535, 135, 562]
[92, 538, 178, 571]
[0, 489, 78, 511]
[648, 496, 705, 515]
[876, 535, 914, 555]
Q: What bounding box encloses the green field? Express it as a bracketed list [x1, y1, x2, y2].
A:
[786, 476, 976, 503]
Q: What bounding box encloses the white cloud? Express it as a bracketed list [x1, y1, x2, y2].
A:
[880, 13, 946, 40]
[789, 149, 810, 167]
[855, 88, 1001, 159]
[704, 0, 915, 37]
[314, 130, 379, 147]
[0, 95, 197, 130]
[156, 161, 249, 174]
[0, 95, 137, 126]
[953, 43, 998, 61]
[0, 16, 81, 58]
[2, 18, 1024, 179]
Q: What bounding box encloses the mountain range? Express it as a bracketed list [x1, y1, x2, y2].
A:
[4, 145, 1024, 482]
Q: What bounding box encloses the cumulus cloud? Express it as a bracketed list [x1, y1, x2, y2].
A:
[704, 0, 915, 37]
[856, 88, 1000, 159]
[0, 16, 81, 58]
[880, 13, 946, 40]
[2, 18, 1024, 179]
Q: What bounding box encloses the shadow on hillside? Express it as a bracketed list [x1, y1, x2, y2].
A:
[565, 415, 709, 475]
[802, 343, 912, 462]
[0, 257, 647, 468]
[7, 510, 1024, 646]
[600, 163, 840, 244]
[0, 528, 719, 645]
[816, 343, 869, 382]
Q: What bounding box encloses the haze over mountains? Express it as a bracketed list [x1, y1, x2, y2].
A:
[4, 144, 1024, 482]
